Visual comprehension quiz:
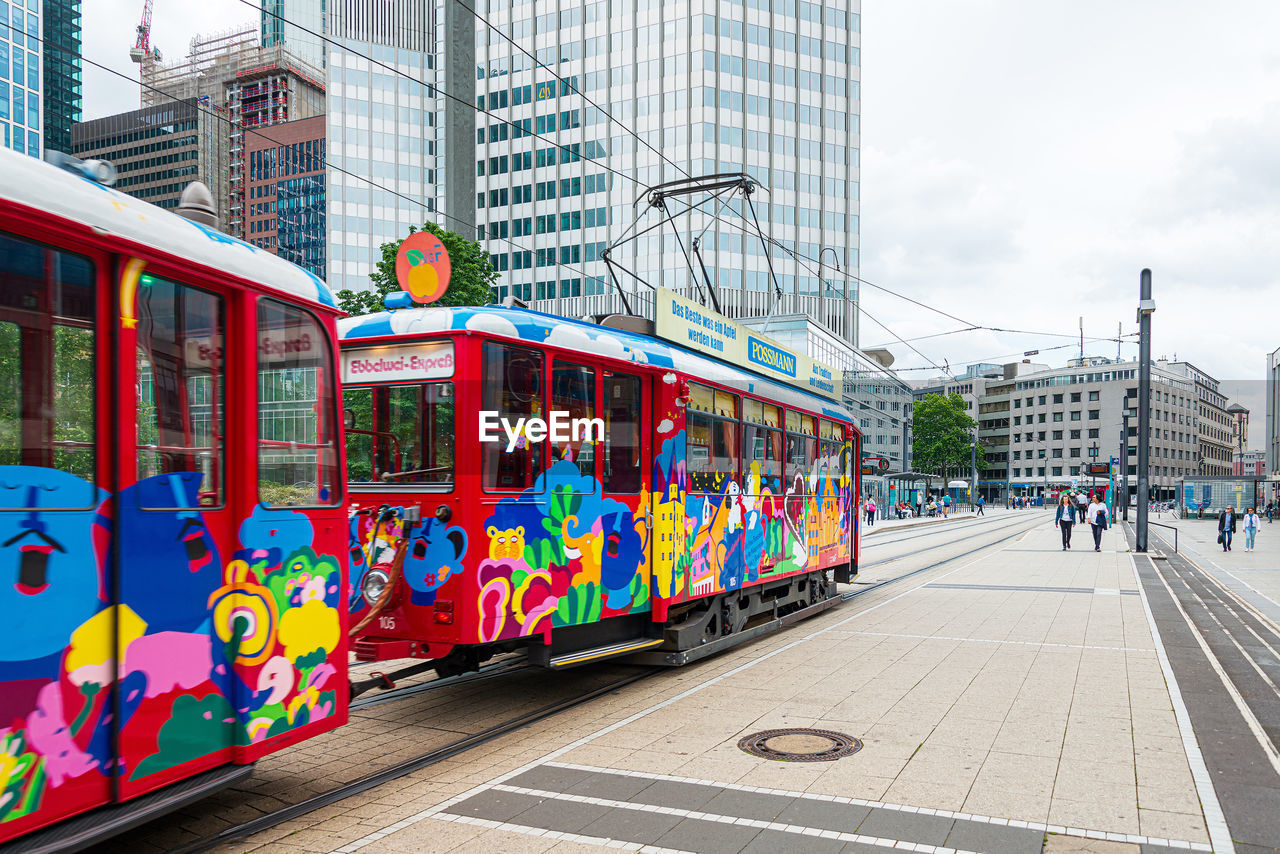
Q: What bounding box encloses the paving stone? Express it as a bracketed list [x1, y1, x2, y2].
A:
[653, 816, 762, 854]
[509, 797, 613, 834]
[740, 829, 846, 853]
[631, 779, 725, 810]
[944, 818, 1045, 854]
[699, 788, 796, 821]
[505, 765, 595, 793]
[854, 807, 955, 846]
[577, 807, 683, 844]
[445, 789, 542, 822]
[774, 797, 872, 834]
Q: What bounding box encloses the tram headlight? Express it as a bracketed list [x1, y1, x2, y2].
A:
[361, 568, 391, 606]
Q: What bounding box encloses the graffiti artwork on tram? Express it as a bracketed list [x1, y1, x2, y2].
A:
[476, 462, 651, 643]
[0, 466, 345, 829]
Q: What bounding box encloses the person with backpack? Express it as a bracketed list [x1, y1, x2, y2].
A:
[1088, 494, 1109, 551]
[976, 494, 985, 516]
[864, 495, 877, 527]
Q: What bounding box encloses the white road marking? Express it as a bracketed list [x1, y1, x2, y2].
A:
[840, 630, 1153, 653]
[544, 761, 1212, 851]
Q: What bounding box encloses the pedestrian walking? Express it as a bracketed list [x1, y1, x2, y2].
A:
[1075, 491, 1089, 525]
[942, 493, 951, 517]
[977, 495, 985, 516]
[1266, 501, 1274, 524]
[1218, 506, 1237, 552]
[865, 495, 876, 527]
[1243, 507, 1261, 551]
[1054, 495, 1075, 550]
[1088, 494, 1108, 551]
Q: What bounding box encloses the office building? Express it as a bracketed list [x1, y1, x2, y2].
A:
[42, 0, 81, 155]
[472, 0, 861, 344]
[1, 0, 41, 157]
[323, 0, 475, 293]
[1267, 346, 1280, 499]
[245, 114, 326, 278]
[144, 26, 325, 236]
[262, 0, 326, 71]
[1003, 357, 1196, 501]
[1159, 360, 1233, 476]
[72, 100, 205, 211]
[1233, 450, 1265, 478]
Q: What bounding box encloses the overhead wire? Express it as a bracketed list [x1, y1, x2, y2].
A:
[53, 38, 606, 287]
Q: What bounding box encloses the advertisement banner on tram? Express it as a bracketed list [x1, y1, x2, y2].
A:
[654, 287, 842, 399]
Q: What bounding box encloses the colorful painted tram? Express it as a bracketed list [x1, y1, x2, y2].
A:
[0, 150, 348, 848]
[341, 304, 860, 674]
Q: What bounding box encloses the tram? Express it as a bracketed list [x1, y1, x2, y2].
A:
[340, 303, 859, 676]
[0, 150, 348, 848]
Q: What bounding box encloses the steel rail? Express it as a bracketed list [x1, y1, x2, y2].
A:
[172, 668, 659, 854]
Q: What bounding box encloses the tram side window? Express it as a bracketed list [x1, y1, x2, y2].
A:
[784, 410, 818, 492]
[686, 382, 738, 492]
[0, 232, 97, 506]
[135, 275, 225, 507]
[343, 382, 455, 485]
[551, 362, 595, 477]
[257, 299, 340, 505]
[482, 342, 545, 490]
[742, 399, 783, 487]
[604, 372, 641, 493]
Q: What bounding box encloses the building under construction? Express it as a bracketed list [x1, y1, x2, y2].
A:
[132, 25, 325, 236]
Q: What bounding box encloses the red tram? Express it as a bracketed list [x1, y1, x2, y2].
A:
[0, 150, 348, 848]
[340, 303, 859, 675]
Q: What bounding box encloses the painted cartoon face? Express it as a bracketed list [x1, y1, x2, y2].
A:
[116, 472, 222, 634]
[0, 467, 107, 674]
[403, 519, 467, 606]
[239, 504, 315, 570]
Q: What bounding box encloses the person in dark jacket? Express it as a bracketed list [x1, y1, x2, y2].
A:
[1053, 495, 1075, 550]
[1218, 506, 1237, 552]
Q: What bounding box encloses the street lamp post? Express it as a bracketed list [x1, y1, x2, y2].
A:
[1136, 269, 1156, 551]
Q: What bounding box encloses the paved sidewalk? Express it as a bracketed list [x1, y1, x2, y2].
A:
[257, 517, 1226, 854]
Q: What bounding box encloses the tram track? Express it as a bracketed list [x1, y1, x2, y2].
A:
[170, 667, 660, 854]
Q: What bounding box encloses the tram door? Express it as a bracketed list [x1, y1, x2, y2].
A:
[115, 266, 241, 798]
[0, 231, 115, 836]
[599, 370, 651, 614]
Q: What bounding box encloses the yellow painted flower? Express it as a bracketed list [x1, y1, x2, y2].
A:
[277, 599, 339, 665]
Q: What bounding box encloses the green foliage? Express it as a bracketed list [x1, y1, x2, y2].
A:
[911, 393, 983, 486]
[335, 222, 498, 316]
[629, 573, 650, 611]
[555, 581, 602, 626]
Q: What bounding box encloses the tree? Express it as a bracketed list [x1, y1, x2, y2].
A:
[911, 393, 982, 494]
[335, 222, 498, 316]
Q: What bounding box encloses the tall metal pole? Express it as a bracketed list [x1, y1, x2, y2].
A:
[1136, 269, 1155, 551]
[1121, 414, 1130, 521]
[971, 436, 978, 510]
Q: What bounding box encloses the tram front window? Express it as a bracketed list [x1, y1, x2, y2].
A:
[344, 383, 455, 486]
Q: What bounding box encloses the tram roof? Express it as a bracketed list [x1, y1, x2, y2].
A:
[339, 304, 857, 424]
[0, 148, 336, 310]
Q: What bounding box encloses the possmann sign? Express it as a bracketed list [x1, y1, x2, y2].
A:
[654, 288, 842, 399]
[341, 341, 455, 383]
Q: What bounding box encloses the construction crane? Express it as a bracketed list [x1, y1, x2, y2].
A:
[129, 0, 161, 65]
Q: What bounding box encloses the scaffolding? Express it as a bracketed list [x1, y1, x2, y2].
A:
[140, 25, 324, 238]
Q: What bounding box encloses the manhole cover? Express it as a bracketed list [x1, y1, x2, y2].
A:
[737, 728, 862, 762]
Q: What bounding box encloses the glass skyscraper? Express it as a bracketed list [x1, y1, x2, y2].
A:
[473, 0, 860, 343]
[0, 0, 42, 158]
[41, 0, 80, 155]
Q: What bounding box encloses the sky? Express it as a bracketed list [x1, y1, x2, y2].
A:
[83, 1, 1280, 447]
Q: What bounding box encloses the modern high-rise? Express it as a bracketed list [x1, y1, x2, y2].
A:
[1, 0, 41, 158]
[246, 114, 326, 278]
[41, 0, 81, 155]
[472, 0, 861, 344]
[262, 0, 327, 71]
[322, 0, 476, 293]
